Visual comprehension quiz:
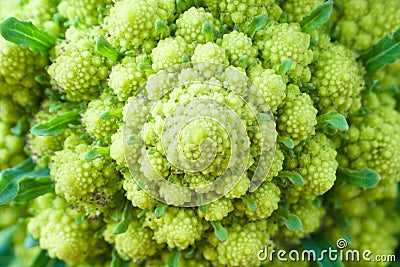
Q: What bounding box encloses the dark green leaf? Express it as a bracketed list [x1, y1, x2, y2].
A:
[0, 17, 56, 55]
[113, 201, 133, 234]
[0, 158, 50, 205]
[14, 176, 54, 203]
[317, 112, 349, 132]
[11, 117, 30, 136]
[28, 250, 66, 267]
[167, 250, 181, 267]
[300, 0, 333, 34]
[359, 27, 400, 73]
[96, 35, 124, 62]
[30, 110, 81, 136]
[0, 225, 19, 255]
[337, 167, 381, 189]
[302, 234, 344, 267]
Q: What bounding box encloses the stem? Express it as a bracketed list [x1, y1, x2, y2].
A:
[100, 109, 122, 120]
[96, 35, 124, 62]
[113, 200, 133, 234]
[202, 21, 213, 43]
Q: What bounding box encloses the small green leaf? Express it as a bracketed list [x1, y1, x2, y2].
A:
[84, 147, 110, 160]
[210, 221, 228, 242]
[11, 117, 30, 136]
[155, 203, 168, 219]
[300, 0, 333, 34]
[110, 249, 130, 267]
[24, 232, 38, 248]
[114, 200, 133, 234]
[155, 19, 169, 38]
[242, 195, 257, 211]
[0, 225, 19, 255]
[276, 207, 303, 231]
[14, 176, 54, 203]
[0, 158, 50, 205]
[239, 55, 249, 69]
[301, 234, 344, 267]
[100, 109, 122, 120]
[0, 17, 57, 55]
[359, 27, 400, 73]
[245, 14, 269, 38]
[167, 250, 181, 267]
[28, 250, 66, 267]
[278, 58, 293, 76]
[337, 167, 381, 189]
[317, 112, 349, 132]
[31, 110, 81, 136]
[96, 35, 124, 62]
[202, 21, 213, 43]
[280, 137, 295, 149]
[279, 171, 304, 186]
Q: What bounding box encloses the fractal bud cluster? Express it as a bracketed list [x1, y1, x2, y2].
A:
[0, 0, 399, 266]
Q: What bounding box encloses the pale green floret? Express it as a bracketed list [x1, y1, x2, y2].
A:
[27, 196, 106, 266]
[0, 121, 26, 170]
[103, 215, 160, 262]
[311, 41, 365, 114]
[191, 43, 229, 65]
[123, 172, 158, 210]
[82, 93, 123, 143]
[0, 36, 47, 108]
[251, 68, 286, 113]
[108, 56, 147, 101]
[284, 133, 338, 202]
[221, 31, 258, 67]
[199, 197, 234, 221]
[48, 30, 113, 101]
[176, 7, 220, 44]
[147, 207, 208, 249]
[236, 181, 280, 220]
[0, 97, 25, 124]
[277, 84, 317, 143]
[281, 0, 325, 22]
[280, 199, 325, 241]
[256, 23, 313, 85]
[151, 36, 190, 71]
[105, 0, 168, 51]
[58, 0, 112, 25]
[224, 172, 251, 199]
[50, 140, 121, 215]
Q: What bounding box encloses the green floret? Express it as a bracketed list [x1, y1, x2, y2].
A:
[207, 219, 274, 267]
[199, 197, 234, 221]
[108, 56, 147, 101]
[280, 199, 325, 241]
[57, 0, 112, 26]
[82, 93, 123, 143]
[122, 171, 158, 210]
[280, 0, 325, 22]
[0, 36, 47, 109]
[50, 138, 122, 215]
[175, 7, 220, 44]
[235, 181, 280, 220]
[311, 40, 365, 114]
[256, 23, 313, 85]
[48, 27, 113, 101]
[277, 84, 317, 143]
[105, 0, 169, 51]
[151, 36, 190, 71]
[103, 211, 161, 262]
[0, 97, 25, 124]
[191, 43, 229, 65]
[27, 195, 106, 266]
[250, 68, 286, 113]
[146, 207, 208, 250]
[221, 31, 258, 67]
[0, 121, 26, 170]
[338, 92, 400, 181]
[283, 133, 338, 203]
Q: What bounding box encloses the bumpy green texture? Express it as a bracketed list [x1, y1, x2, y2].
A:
[82, 93, 123, 143]
[176, 7, 220, 44]
[146, 207, 208, 249]
[283, 133, 338, 202]
[28, 195, 106, 265]
[108, 56, 147, 101]
[191, 43, 229, 64]
[311, 40, 365, 114]
[0, 97, 25, 124]
[256, 23, 313, 85]
[50, 139, 121, 215]
[57, 0, 112, 25]
[48, 28, 113, 101]
[277, 84, 317, 143]
[221, 31, 258, 67]
[0, 121, 26, 169]
[280, 0, 325, 22]
[199, 197, 234, 221]
[105, 0, 169, 51]
[152, 36, 190, 71]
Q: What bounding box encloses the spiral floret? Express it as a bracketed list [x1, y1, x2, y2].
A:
[280, 0, 325, 22]
[57, 0, 112, 25]
[0, 121, 26, 170]
[221, 31, 258, 67]
[191, 43, 229, 65]
[152, 36, 190, 71]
